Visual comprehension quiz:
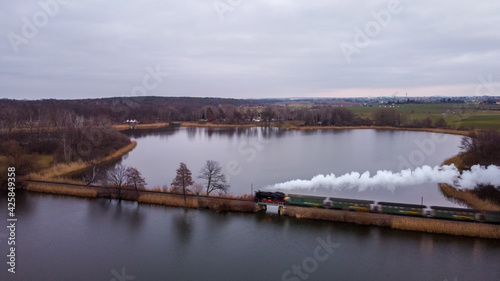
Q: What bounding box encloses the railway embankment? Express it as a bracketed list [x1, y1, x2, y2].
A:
[24, 180, 261, 213]
[23, 180, 500, 239]
[282, 205, 500, 239]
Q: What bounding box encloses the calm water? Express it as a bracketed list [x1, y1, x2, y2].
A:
[120, 127, 463, 207]
[1, 192, 499, 281]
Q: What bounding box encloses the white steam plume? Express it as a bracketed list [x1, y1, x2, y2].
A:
[271, 164, 500, 192]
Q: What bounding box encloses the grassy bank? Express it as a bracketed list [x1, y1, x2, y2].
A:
[439, 155, 500, 211]
[286, 124, 471, 136]
[283, 206, 500, 239]
[392, 216, 500, 239]
[26, 182, 97, 198]
[114, 123, 171, 131]
[138, 192, 258, 212]
[28, 141, 137, 183]
[181, 122, 257, 128]
[139, 193, 200, 208]
[283, 206, 392, 226]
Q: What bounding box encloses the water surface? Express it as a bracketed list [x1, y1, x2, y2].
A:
[120, 127, 463, 207]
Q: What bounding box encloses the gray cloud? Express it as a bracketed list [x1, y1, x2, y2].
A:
[1, 0, 500, 99]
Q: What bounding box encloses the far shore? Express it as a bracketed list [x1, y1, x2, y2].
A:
[115, 121, 473, 136]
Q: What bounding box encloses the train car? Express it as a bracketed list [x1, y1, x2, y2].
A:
[255, 191, 285, 204]
[378, 202, 426, 216]
[324, 197, 374, 211]
[430, 206, 480, 221]
[484, 210, 500, 224]
[285, 194, 327, 207]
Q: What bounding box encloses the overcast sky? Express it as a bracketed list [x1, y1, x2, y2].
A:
[2, 0, 500, 100]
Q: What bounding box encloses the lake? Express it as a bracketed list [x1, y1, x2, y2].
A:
[120, 127, 464, 207]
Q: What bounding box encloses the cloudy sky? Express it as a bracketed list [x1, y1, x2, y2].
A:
[2, 0, 500, 100]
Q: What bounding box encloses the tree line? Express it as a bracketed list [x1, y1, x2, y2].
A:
[0, 97, 454, 129]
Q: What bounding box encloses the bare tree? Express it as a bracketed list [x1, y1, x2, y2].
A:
[372, 108, 403, 126]
[83, 161, 106, 186]
[171, 162, 194, 202]
[460, 129, 500, 167]
[107, 164, 128, 200]
[126, 167, 146, 198]
[198, 160, 229, 196]
[261, 107, 275, 126]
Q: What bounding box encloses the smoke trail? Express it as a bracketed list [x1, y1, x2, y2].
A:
[271, 164, 500, 192]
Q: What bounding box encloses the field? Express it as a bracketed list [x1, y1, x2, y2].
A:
[349, 103, 500, 130]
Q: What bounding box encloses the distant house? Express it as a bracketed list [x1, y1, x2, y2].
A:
[125, 119, 139, 129]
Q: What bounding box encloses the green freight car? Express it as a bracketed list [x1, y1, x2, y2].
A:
[285, 194, 326, 207]
[484, 210, 500, 224]
[431, 206, 480, 221]
[378, 202, 425, 216]
[325, 197, 374, 211]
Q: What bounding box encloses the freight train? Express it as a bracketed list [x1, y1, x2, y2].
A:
[254, 191, 500, 224]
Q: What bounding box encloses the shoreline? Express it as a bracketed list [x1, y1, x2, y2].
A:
[114, 123, 171, 131]
[28, 141, 137, 183]
[438, 155, 500, 211]
[116, 121, 473, 136]
[286, 125, 471, 136]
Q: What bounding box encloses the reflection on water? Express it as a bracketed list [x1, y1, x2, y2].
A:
[118, 127, 464, 207]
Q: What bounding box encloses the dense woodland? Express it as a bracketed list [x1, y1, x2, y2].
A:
[0, 96, 454, 130]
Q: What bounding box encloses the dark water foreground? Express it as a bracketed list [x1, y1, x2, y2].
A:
[1, 192, 499, 281]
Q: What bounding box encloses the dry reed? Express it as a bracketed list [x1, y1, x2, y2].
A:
[138, 194, 199, 208]
[282, 206, 392, 227]
[439, 155, 500, 211]
[26, 182, 97, 198]
[393, 216, 500, 239]
[439, 183, 500, 211]
[28, 141, 137, 182]
[114, 123, 171, 131]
